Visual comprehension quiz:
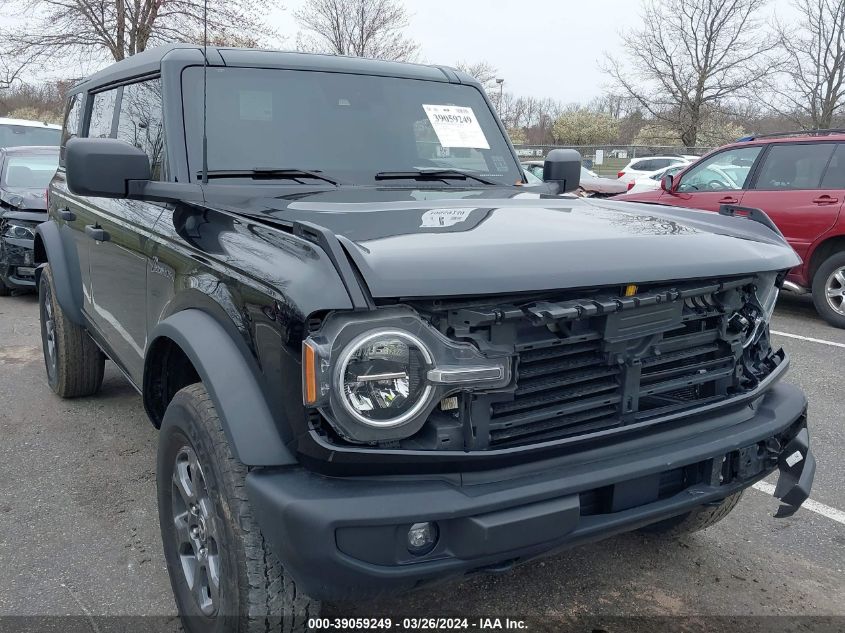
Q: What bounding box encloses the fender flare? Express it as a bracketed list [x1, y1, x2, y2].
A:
[34, 220, 85, 325]
[147, 309, 297, 466]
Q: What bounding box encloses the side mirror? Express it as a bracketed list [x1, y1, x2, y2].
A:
[66, 137, 151, 198]
[661, 174, 674, 192]
[543, 148, 582, 194]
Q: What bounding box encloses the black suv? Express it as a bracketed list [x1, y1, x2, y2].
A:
[37, 44, 814, 630]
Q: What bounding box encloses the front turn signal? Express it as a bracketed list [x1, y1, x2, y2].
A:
[303, 341, 318, 405]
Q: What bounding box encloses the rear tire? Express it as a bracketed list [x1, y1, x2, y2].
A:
[158, 384, 317, 633]
[38, 264, 104, 397]
[640, 491, 744, 536]
[812, 251, 845, 328]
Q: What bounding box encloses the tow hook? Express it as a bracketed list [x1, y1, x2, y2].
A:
[771, 428, 816, 518]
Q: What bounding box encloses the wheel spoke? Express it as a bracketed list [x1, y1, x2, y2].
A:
[827, 287, 841, 298]
[180, 553, 199, 592]
[206, 552, 221, 605]
[172, 459, 196, 507]
[835, 270, 845, 287]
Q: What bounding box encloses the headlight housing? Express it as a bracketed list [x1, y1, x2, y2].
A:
[303, 308, 511, 443]
[2, 222, 36, 240]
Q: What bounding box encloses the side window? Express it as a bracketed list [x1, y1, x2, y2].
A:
[60, 93, 82, 164]
[821, 145, 845, 189]
[87, 89, 118, 138]
[754, 143, 835, 190]
[677, 146, 762, 192]
[651, 159, 671, 170]
[632, 159, 652, 171]
[116, 79, 165, 180]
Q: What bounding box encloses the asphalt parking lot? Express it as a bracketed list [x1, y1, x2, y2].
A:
[0, 292, 843, 629]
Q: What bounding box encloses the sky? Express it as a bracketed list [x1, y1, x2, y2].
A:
[26, 0, 798, 105]
[267, 0, 797, 105]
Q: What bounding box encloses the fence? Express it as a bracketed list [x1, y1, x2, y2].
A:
[512, 145, 716, 177]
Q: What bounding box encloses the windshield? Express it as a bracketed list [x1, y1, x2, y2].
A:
[0, 124, 61, 148]
[182, 67, 522, 186]
[2, 153, 58, 188]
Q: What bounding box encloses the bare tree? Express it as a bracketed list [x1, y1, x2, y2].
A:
[603, 0, 779, 148]
[774, 0, 845, 129]
[454, 60, 498, 92]
[0, 0, 276, 63]
[295, 0, 419, 61]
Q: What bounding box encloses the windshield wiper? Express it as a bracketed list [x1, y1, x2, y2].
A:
[374, 169, 500, 186]
[199, 168, 340, 186]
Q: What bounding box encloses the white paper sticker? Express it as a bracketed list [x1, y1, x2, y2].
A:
[423, 105, 490, 149]
[785, 450, 804, 468]
[420, 208, 475, 228]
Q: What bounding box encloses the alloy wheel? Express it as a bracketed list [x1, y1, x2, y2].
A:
[171, 445, 222, 616]
[41, 285, 58, 382]
[824, 267, 845, 316]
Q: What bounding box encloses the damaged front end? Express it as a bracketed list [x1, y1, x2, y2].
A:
[0, 215, 41, 290]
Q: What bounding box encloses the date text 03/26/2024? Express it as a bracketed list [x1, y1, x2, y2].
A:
[308, 618, 529, 630]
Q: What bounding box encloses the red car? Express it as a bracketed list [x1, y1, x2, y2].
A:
[616, 130, 845, 327]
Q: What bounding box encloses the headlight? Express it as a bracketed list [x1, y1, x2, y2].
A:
[2, 223, 35, 239]
[337, 330, 434, 428]
[303, 308, 511, 443]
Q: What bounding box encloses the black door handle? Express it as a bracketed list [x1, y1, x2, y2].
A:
[85, 224, 110, 242]
[58, 208, 76, 221]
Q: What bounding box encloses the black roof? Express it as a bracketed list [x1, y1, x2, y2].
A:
[73, 44, 475, 92]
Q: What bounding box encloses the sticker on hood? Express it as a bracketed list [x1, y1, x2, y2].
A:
[420, 208, 475, 228]
[423, 105, 490, 149]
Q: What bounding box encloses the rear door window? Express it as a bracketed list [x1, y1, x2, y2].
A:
[753, 143, 836, 190]
[820, 144, 845, 189]
[87, 89, 118, 138]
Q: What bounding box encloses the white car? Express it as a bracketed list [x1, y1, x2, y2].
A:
[626, 163, 688, 193]
[0, 117, 61, 148]
[616, 155, 693, 183]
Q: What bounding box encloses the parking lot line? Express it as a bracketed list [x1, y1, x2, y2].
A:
[752, 481, 845, 526]
[771, 330, 845, 349]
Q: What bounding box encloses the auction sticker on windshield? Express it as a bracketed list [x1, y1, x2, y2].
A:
[423, 104, 490, 149]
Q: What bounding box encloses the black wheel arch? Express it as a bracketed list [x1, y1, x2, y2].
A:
[34, 220, 86, 326]
[145, 309, 298, 466]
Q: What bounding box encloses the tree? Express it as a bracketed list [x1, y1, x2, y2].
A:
[295, 0, 419, 61]
[604, 0, 778, 149]
[551, 107, 619, 146]
[775, 0, 845, 129]
[633, 116, 746, 147]
[454, 60, 498, 92]
[0, 0, 275, 63]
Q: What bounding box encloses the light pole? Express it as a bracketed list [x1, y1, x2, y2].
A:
[495, 78, 504, 111]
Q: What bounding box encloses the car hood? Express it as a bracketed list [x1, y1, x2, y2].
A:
[580, 175, 628, 194]
[214, 187, 800, 298]
[0, 186, 48, 211]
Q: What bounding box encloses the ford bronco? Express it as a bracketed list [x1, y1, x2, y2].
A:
[36, 44, 814, 632]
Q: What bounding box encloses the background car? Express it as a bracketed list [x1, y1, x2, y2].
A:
[0, 117, 61, 149]
[616, 130, 845, 327]
[626, 163, 687, 193]
[0, 145, 59, 295]
[522, 161, 627, 196]
[615, 154, 693, 183]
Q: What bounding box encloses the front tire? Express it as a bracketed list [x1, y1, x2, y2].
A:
[0, 275, 10, 296]
[38, 264, 104, 397]
[640, 491, 744, 536]
[812, 251, 845, 328]
[157, 384, 317, 633]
